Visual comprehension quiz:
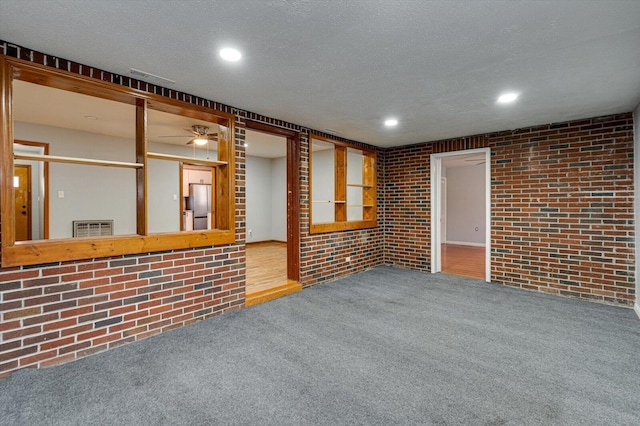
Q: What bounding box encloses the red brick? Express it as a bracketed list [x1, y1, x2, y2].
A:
[3, 307, 41, 320]
[43, 318, 78, 332]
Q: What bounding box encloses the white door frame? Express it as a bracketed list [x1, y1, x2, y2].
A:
[440, 177, 447, 243]
[430, 148, 491, 282]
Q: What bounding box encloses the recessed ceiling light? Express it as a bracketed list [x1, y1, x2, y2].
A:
[384, 118, 398, 127]
[220, 48, 242, 62]
[84, 115, 98, 120]
[497, 93, 518, 103]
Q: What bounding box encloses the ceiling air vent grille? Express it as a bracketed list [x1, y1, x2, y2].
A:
[73, 220, 114, 238]
[129, 68, 176, 86]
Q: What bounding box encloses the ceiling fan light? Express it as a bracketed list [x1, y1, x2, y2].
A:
[193, 138, 208, 146]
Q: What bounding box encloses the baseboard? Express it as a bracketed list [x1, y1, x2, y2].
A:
[634, 302, 640, 320]
[444, 241, 486, 247]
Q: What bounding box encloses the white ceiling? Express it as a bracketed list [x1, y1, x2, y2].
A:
[1, 1, 639, 148]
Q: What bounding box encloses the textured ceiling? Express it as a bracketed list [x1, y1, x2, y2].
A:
[1, 0, 640, 148]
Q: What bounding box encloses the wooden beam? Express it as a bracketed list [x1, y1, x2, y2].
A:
[14, 153, 143, 168]
[334, 146, 347, 222]
[136, 98, 148, 236]
[1, 58, 16, 249]
[1, 230, 236, 267]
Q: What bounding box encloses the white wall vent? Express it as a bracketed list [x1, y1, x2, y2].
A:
[73, 220, 114, 238]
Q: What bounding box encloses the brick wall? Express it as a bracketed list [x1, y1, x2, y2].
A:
[298, 131, 384, 286]
[384, 114, 635, 306]
[0, 247, 244, 375]
[0, 41, 383, 377]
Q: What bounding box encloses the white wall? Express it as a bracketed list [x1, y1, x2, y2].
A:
[311, 149, 335, 223]
[634, 104, 640, 318]
[147, 158, 180, 233]
[245, 155, 287, 243]
[246, 156, 273, 242]
[445, 164, 486, 245]
[271, 156, 287, 241]
[15, 122, 137, 238]
[347, 150, 363, 221]
[146, 141, 216, 233]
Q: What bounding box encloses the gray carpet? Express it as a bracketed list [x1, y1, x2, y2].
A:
[1, 266, 639, 425]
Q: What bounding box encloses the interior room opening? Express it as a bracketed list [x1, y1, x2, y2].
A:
[431, 148, 491, 281]
[244, 129, 301, 305]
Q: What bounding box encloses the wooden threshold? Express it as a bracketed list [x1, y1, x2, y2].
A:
[245, 279, 302, 307]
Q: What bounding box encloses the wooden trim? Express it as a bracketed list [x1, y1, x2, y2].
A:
[136, 98, 147, 236]
[246, 240, 287, 247]
[245, 120, 298, 137]
[309, 132, 376, 152]
[1, 56, 238, 267]
[245, 120, 300, 282]
[363, 151, 377, 221]
[2, 230, 236, 267]
[11, 59, 137, 106]
[13, 153, 143, 168]
[308, 134, 378, 234]
[286, 132, 301, 281]
[310, 220, 377, 234]
[147, 152, 226, 167]
[147, 99, 231, 127]
[334, 146, 347, 222]
[1, 57, 16, 248]
[14, 140, 49, 238]
[214, 123, 234, 232]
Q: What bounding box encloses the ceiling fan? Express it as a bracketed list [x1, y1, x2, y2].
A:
[464, 157, 486, 165]
[159, 124, 218, 145]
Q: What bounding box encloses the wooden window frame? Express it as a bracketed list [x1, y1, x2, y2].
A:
[0, 57, 236, 267]
[309, 133, 377, 234]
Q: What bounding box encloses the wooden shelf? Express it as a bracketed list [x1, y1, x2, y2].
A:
[147, 152, 226, 167]
[14, 153, 143, 169]
[347, 183, 373, 188]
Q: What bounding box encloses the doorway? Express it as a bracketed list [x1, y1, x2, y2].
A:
[13, 140, 49, 241]
[14, 164, 32, 241]
[431, 148, 490, 281]
[180, 165, 215, 231]
[244, 122, 301, 306]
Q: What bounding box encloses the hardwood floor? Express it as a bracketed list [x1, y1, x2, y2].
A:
[245, 241, 301, 306]
[441, 243, 485, 280]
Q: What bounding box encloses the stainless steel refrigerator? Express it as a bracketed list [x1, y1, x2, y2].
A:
[188, 184, 212, 230]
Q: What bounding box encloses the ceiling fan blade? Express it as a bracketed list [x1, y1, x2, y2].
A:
[158, 135, 190, 138]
